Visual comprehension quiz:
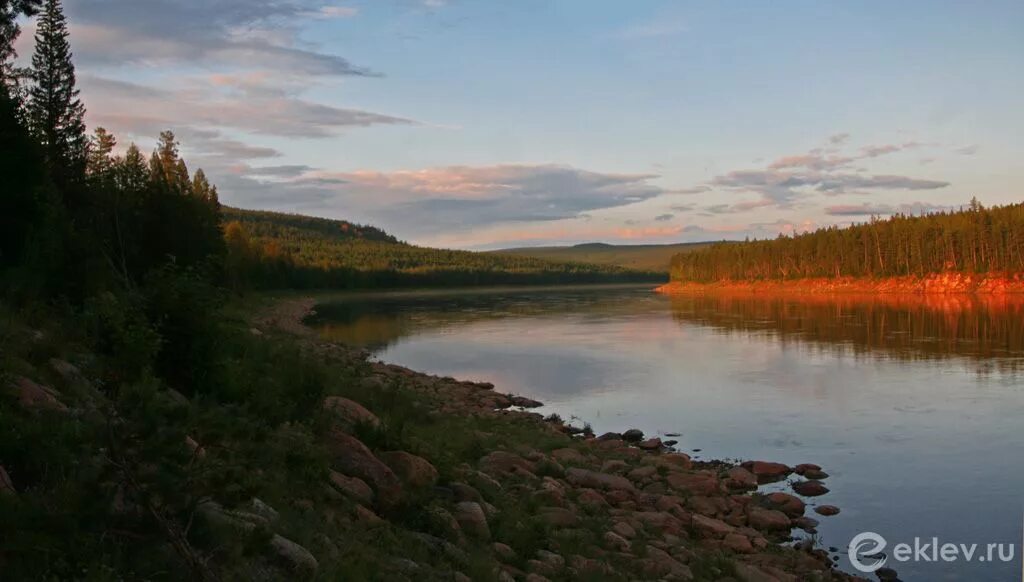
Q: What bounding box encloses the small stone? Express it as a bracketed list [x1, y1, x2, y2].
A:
[329, 471, 374, 505]
[354, 505, 384, 525]
[603, 531, 630, 551]
[793, 516, 819, 532]
[323, 396, 381, 430]
[270, 534, 318, 573]
[723, 533, 754, 553]
[792, 479, 830, 497]
[612, 521, 637, 539]
[454, 501, 490, 540]
[565, 467, 636, 492]
[814, 505, 840, 516]
[492, 542, 517, 562]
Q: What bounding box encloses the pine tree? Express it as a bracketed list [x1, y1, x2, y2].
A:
[86, 126, 116, 177]
[27, 0, 85, 186]
[1, 0, 41, 97]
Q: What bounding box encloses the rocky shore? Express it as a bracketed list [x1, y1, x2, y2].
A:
[248, 296, 870, 581]
[3, 295, 875, 580]
[657, 272, 1024, 295]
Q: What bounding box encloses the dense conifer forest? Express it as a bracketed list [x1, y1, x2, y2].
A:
[670, 201, 1024, 283]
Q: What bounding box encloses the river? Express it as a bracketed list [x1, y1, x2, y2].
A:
[311, 284, 1024, 581]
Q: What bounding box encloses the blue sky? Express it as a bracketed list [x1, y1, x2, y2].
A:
[22, 0, 1024, 248]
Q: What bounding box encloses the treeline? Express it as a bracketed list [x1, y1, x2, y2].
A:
[222, 208, 663, 290]
[670, 200, 1024, 282]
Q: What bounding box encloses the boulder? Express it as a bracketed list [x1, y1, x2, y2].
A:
[323, 396, 380, 431]
[724, 533, 754, 554]
[603, 531, 631, 551]
[454, 501, 490, 540]
[379, 451, 438, 489]
[622, 429, 645, 442]
[691, 514, 735, 538]
[492, 542, 517, 562]
[747, 507, 791, 530]
[637, 438, 662, 450]
[270, 534, 319, 573]
[792, 480, 829, 497]
[10, 377, 66, 411]
[612, 521, 637, 539]
[479, 451, 536, 478]
[565, 468, 636, 492]
[740, 461, 792, 483]
[764, 492, 805, 517]
[550, 448, 587, 464]
[724, 466, 758, 490]
[328, 470, 374, 505]
[324, 428, 402, 508]
[510, 395, 543, 408]
[665, 472, 720, 495]
[450, 482, 483, 503]
[576, 488, 608, 509]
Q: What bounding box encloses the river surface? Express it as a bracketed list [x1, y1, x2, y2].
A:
[311, 284, 1024, 581]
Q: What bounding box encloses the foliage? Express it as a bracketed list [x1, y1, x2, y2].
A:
[222, 207, 664, 291]
[491, 241, 714, 273]
[670, 200, 1024, 282]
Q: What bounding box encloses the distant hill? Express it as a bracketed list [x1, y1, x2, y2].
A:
[489, 242, 715, 273]
[221, 207, 665, 288]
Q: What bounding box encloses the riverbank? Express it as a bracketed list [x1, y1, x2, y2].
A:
[253, 295, 864, 581]
[656, 272, 1024, 295]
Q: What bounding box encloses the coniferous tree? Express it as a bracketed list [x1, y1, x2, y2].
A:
[1, 0, 41, 98]
[27, 0, 85, 187]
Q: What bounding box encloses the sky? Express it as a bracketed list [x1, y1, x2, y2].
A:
[16, 0, 1024, 249]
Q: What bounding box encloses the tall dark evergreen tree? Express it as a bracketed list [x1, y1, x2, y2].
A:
[27, 0, 86, 187]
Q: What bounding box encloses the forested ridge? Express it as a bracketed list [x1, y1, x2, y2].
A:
[221, 208, 663, 290]
[670, 201, 1024, 283]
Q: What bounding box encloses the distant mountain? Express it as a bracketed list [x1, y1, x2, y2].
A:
[489, 242, 715, 273]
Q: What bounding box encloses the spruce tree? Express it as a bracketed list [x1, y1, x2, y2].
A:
[27, 0, 86, 186]
[1, 0, 41, 97]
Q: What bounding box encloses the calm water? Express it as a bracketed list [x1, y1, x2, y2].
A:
[312, 285, 1024, 581]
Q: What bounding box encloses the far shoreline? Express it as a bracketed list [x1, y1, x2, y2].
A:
[656, 273, 1024, 295]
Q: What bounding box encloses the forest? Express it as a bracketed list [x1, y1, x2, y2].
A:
[670, 201, 1024, 283]
[221, 208, 662, 290]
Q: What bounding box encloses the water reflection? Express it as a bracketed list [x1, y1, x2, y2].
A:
[313, 287, 1024, 373]
[310, 286, 1024, 580]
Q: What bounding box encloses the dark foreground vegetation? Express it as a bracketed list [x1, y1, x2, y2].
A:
[670, 201, 1024, 282]
[2, 2, 855, 580]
